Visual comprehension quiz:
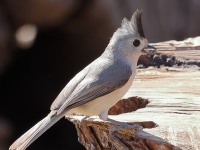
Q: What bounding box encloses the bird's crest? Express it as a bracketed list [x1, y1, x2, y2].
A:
[120, 9, 145, 38]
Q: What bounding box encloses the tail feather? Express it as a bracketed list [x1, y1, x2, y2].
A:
[9, 113, 63, 150]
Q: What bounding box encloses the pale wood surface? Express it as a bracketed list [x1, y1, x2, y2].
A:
[120, 67, 200, 150]
[153, 37, 200, 60]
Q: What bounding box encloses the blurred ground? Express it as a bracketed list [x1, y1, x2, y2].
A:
[0, 0, 200, 149]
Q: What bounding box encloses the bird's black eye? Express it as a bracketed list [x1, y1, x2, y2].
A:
[133, 39, 140, 47]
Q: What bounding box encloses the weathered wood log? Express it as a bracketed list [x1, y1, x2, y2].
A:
[67, 37, 200, 150]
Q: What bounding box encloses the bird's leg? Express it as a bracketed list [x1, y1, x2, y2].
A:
[99, 111, 108, 121]
[99, 111, 143, 130]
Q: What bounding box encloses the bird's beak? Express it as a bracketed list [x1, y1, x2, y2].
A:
[141, 44, 157, 54]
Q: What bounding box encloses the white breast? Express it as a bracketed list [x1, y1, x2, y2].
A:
[67, 73, 135, 116]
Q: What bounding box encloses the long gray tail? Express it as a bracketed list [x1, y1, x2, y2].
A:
[9, 112, 63, 150]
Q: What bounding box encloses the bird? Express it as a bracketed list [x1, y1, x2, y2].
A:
[9, 9, 156, 150]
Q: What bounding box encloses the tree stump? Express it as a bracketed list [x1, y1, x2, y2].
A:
[67, 37, 200, 150]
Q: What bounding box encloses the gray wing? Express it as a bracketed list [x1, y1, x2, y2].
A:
[51, 58, 132, 115]
[50, 65, 90, 111]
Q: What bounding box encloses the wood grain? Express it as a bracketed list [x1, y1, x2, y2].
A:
[122, 68, 200, 149]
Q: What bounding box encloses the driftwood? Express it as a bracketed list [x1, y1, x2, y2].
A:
[67, 37, 200, 150]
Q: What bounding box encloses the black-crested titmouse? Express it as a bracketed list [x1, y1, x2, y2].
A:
[10, 9, 156, 150]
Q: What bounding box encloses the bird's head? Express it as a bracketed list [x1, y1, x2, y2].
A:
[109, 9, 156, 60]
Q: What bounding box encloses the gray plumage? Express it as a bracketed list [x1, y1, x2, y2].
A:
[9, 9, 150, 150]
[52, 56, 132, 114]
